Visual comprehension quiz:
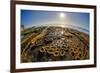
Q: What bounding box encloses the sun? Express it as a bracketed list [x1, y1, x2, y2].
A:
[59, 13, 65, 18]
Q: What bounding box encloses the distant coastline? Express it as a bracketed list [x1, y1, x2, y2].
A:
[22, 24, 89, 35]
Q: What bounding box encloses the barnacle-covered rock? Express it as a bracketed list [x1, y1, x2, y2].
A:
[21, 26, 89, 62]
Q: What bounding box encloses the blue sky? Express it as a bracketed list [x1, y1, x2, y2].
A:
[21, 10, 90, 31]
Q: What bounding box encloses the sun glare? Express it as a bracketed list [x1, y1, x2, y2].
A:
[59, 13, 65, 18]
[60, 24, 65, 28]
